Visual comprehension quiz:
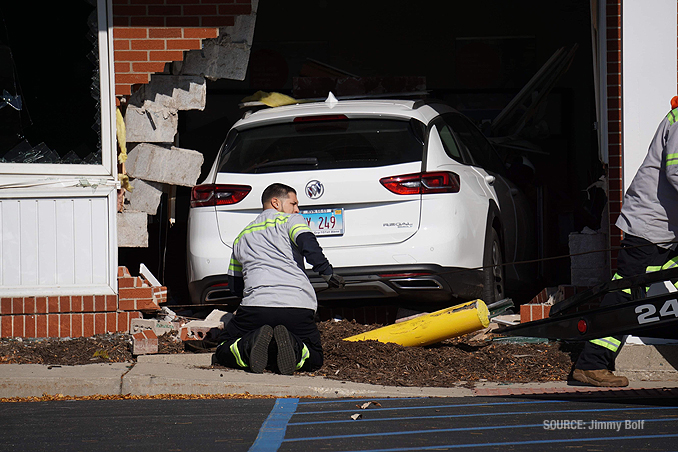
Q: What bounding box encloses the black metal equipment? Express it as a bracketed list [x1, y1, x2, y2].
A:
[496, 267, 678, 340]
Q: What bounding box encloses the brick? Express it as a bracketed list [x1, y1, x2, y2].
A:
[114, 27, 148, 39]
[136, 298, 160, 312]
[83, 296, 94, 312]
[166, 17, 200, 27]
[182, 28, 218, 39]
[93, 295, 106, 312]
[119, 287, 154, 300]
[48, 297, 58, 313]
[59, 296, 71, 313]
[520, 305, 531, 323]
[184, 5, 217, 15]
[217, 4, 251, 15]
[70, 296, 83, 313]
[1, 316, 12, 337]
[131, 17, 166, 27]
[113, 17, 130, 27]
[72, 314, 83, 338]
[114, 5, 147, 16]
[24, 297, 36, 314]
[60, 314, 70, 337]
[118, 299, 136, 311]
[115, 50, 149, 62]
[117, 73, 151, 84]
[118, 312, 130, 332]
[167, 39, 201, 50]
[119, 266, 131, 277]
[107, 312, 117, 333]
[149, 27, 182, 38]
[48, 315, 59, 337]
[132, 61, 167, 73]
[36, 315, 47, 338]
[148, 5, 181, 15]
[25, 316, 36, 337]
[114, 39, 130, 50]
[94, 314, 106, 335]
[149, 50, 185, 61]
[1, 298, 11, 314]
[132, 330, 158, 354]
[106, 295, 118, 311]
[200, 16, 235, 27]
[131, 39, 165, 50]
[12, 298, 23, 315]
[83, 314, 95, 337]
[115, 62, 131, 73]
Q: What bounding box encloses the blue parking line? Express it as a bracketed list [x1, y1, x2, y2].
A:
[336, 433, 678, 452]
[294, 399, 568, 415]
[283, 417, 678, 443]
[289, 405, 678, 426]
[248, 398, 299, 452]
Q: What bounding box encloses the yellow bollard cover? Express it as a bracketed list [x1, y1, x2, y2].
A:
[343, 300, 490, 347]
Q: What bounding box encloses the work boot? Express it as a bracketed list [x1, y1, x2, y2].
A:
[246, 325, 273, 374]
[572, 368, 629, 387]
[273, 325, 297, 375]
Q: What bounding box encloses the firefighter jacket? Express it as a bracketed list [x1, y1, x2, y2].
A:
[616, 108, 678, 249]
[227, 209, 333, 311]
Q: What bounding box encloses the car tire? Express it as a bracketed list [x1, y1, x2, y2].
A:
[482, 227, 505, 304]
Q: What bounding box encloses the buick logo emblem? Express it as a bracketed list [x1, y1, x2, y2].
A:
[305, 180, 324, 199]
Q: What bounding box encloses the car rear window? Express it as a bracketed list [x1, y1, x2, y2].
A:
[216, 117, 426, 174]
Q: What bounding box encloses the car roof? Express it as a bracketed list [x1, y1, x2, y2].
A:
[233, 98, 457, 129]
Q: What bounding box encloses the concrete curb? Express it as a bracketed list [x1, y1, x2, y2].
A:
[1, 353, 677, 399]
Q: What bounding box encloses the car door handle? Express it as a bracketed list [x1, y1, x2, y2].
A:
[485, 175, 495, 185]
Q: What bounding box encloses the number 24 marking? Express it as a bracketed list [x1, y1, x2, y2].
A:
[636, 299, 678, 324]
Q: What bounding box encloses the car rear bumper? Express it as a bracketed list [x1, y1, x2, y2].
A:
[188, 264, 484, 305]
[310, 264, 484, 304]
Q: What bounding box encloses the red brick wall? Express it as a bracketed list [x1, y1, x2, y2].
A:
[606, 0, 622, 269]
[0, 267, 166, 338]
[112, 0, 253, 96]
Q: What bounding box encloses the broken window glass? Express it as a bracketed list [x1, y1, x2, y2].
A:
[0, 0, 102, 164]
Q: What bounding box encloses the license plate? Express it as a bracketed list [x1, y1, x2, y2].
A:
[301, 208, 344, 236]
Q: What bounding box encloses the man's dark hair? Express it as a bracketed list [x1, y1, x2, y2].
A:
[261, 183, 296, 206]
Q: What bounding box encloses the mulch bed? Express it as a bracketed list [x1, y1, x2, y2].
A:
[0, 319, 580, 387]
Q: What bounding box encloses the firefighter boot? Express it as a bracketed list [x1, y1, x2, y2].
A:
[572, 368, 629, 387]
[239, 325, 273, 373]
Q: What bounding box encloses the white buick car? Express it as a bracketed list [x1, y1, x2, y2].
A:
[187, 96, 535, 307]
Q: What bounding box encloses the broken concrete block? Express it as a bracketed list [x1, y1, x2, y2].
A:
[181, 41, 252, 81]
[130, 318, 177, 337]
[129, 75, 206, 111]
[117, 211, 148, 248]
[126, 143, 204, 187]
[124, 100, 178, 143]
[132, 330, 158, 355]
[181, 318, 225, 341]
[125, 179, 164, 214]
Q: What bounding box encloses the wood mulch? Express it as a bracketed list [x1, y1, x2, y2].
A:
[0, 319, 580, 387]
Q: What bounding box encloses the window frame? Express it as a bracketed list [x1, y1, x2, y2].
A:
[0, 0, 117, 178]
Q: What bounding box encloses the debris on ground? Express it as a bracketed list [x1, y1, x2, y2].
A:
[0, 318, 580, 387]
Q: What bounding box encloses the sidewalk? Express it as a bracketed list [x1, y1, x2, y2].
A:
[1, 353, 677, 399]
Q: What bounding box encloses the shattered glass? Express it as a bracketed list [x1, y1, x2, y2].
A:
[0, 1, 103, 165]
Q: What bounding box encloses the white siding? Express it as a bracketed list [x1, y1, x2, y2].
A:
[0, 190, 116, 296]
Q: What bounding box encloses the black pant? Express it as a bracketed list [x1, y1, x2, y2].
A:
[215, 305, 323, 372]
[576, 234, 676, 370]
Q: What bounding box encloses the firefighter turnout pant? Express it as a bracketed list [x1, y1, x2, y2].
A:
[214, 306, 323, 372]
[576, 234, 678, 370]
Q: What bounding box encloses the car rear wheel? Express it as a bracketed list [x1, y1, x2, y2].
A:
[482, 228, 505, 304]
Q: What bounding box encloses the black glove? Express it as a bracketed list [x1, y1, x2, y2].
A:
[322, 273, 345, 289]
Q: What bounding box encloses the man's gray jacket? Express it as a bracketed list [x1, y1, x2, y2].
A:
[616, 108, 678, 248]
[227, 209, 333, 311]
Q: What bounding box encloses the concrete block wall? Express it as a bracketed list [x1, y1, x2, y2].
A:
[0, 267, 165, 338]
[112, 0, 254, 96]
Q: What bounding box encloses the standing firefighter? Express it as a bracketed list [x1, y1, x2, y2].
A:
[214, 183, 345, 374]
[572, 97, 678, 387]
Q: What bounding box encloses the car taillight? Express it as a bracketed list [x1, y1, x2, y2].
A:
[190, 184, 251, 207]
[380, 172, 460, 195]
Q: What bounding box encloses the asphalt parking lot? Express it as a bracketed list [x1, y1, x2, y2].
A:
[3, 394, 677, 451]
